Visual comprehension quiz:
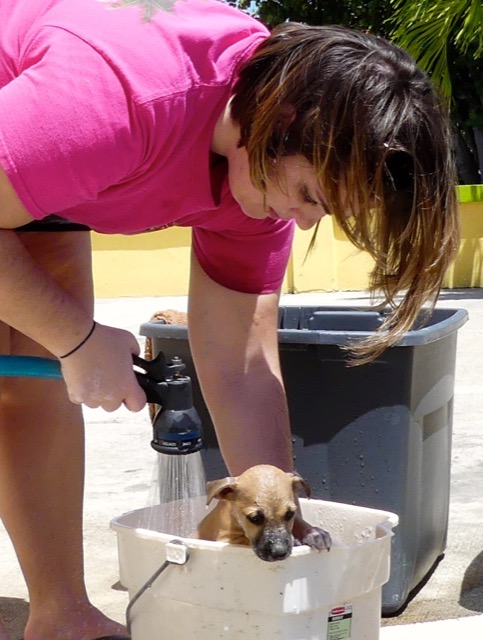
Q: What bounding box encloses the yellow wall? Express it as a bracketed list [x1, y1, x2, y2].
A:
[91, 215, 361, 297]
[92, 227, 192, 297]
[443, 200, 483, 288]
[289, 215, 375, 293]
[92, 196, 483, 298]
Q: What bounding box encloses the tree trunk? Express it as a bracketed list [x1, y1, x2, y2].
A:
[455, 128, 481, 185]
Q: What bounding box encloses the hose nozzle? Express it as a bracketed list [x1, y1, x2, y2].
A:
[133, 354, 203, 456]
[152, 403, 203, 455]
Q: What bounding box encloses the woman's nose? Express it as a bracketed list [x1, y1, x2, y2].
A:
[289, 208, 324, 230]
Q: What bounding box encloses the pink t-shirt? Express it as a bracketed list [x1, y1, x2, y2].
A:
[0, 0, 294, 294]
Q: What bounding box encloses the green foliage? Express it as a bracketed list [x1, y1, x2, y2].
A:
[237, 0, 393, 36]
[388, 0, 482, 182]
[389, 0, 482, 104]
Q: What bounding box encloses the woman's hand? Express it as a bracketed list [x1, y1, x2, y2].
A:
[59, 322, 147, 412]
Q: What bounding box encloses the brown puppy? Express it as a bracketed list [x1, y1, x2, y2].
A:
[197, 464, 330, 562]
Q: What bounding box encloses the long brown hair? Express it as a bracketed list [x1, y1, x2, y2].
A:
[231, 22, 460, 363]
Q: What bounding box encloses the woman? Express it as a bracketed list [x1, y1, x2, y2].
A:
[0, 0, 458, 638]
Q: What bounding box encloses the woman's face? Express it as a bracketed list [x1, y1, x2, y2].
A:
[227, 150, 329, 230]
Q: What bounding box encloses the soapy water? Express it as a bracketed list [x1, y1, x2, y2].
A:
[139, 451, 207, 536]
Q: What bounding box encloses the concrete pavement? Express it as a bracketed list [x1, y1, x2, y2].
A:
[1, 289, 483, 638]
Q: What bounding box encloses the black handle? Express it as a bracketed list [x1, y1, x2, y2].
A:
[134, 371, 167, 405]
[133, 353, 170, 381]
[133, 353, 187, 405]
[133, 354, 169, 405]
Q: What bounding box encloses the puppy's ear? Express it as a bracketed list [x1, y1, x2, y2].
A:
[206, 477, 238, 504]
[290, 472, 311, 498]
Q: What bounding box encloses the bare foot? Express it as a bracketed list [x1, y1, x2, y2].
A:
[23, 604, 128, 640]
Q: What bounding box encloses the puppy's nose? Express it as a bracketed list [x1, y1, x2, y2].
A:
[257, 536, 293, 562]
[269, 541, 292, 560]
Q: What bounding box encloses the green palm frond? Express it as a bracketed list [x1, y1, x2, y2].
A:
[455, 0, 483, 55]
[389, 0, 483, 103]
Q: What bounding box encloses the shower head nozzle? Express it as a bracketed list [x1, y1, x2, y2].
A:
[151, 415, 203, 455]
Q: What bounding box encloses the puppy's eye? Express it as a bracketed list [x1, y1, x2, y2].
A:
[247, 512, 265, 525]
[284, 509, 296, 522]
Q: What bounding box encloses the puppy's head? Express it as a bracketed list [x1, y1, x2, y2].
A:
[206, 464, 310, 562]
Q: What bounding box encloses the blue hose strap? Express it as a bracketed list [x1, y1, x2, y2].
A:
[0, 356, 63, 380]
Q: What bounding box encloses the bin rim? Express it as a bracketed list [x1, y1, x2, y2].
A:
[140, 321, 188, 340]
[278, 307, 468, 346]
[140, 306, 469, 348]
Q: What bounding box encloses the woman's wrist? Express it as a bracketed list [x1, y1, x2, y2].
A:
[58, 320, 97, 359]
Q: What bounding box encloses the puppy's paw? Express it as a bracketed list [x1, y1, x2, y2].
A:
[295, 526, 332, 551]
[293, 517, 332, 551]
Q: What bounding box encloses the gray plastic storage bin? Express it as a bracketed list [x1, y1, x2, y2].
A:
[140, 305, 468, 614]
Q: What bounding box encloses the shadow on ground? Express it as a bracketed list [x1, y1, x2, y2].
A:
[0, 596, 29, 640]
[460, 550, 483, 613]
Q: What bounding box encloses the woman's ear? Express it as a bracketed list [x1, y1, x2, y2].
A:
[278, 103, 296, 126]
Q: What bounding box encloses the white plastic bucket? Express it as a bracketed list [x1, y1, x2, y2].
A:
[111, 497, 397, 640]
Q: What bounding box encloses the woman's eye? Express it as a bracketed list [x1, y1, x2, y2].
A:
[301, 187, 319, 206]
[305, 193, 318, 205]
[247, 512, 265, 525]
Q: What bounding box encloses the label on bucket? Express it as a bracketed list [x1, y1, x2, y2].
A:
[327, 605, 352, 640]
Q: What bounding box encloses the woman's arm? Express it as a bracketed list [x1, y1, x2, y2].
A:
[188, 251, 292, 475]
[0, 167, 145, 411]
[0, 167, 91, 353]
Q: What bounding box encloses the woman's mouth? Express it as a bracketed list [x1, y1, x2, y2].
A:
[268, 208, 281, 220]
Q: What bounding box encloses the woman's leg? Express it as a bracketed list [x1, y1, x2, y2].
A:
[0, 231, 128, 640]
